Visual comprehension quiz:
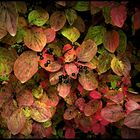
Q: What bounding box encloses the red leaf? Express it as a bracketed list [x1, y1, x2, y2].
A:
[78, 71, 98, 91]
[124, 109, 140, 129]
[65, 63, 79, 79]
[50, 11, 66, 31]
[63, 44, 73, 53]
[14, 51, 39, 83]
[101, 105, 125, 122]
[75, 97, 85, 112]
[65, 127, 75, 139]
[103, 30, 119, 53]
[16, 90, 34, 107]
[133, 9, 140, 30]
[125, 99, 140, 114]
[89, 90, 101, 99]
[76, 39, 97, 62]
[64, 48, 76, 63]
[111, 4, 127, 28]
[57, 83, 71, 98]
[49, 71, 63, 85]
[63, 106, 78, 120]
[44, 28, 56, 43]
[7, 108, 26, 135]
[24, 26, 47, 52]
[84, 100, 100, 116]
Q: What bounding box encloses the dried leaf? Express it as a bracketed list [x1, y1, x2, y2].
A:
[76, 39, 97, 62]
[64, 48, 76, 63]
[44, 28, 56, 43]
[14, 51, 38, 83]
[50, 11, 66, 31]
[24, 26, 47, 52]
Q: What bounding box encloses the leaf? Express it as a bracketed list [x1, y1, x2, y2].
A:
[101, 105, 125, 122]
[124, 110, 140, 129]
[78, 71, 98, 91]
[28, 9, 49, 26]
[103, 30, 120, 53]
[89, 90, 101, 99]
[65, 127, 75, 139]
[16, 90, 34, 107]
[63, 106, 78, 120]
[111, 56, 131, 77]
[64, 48, 76, 63]
[49, 71, 63, 85]
[50, 11, 66, 31]
[14, 51, 38, 83]
[102, 6, 112, 24]
[16, 1, 27, 14]
[7, 108, 26, 135]
[73, 1, 89, 11]
[44, 28, 56, 43]
[97, 50, 113, 75]
[0, 23, 7, 39]
[0, 2, 18, 36]
[125, 100, 140, 113]
[117, 30, 127, 54]
[133, 9, 140, 30]
[84, 100, 100, 116]
[41, 88, 60, 107]
[65, 8, 77, 26]
[24, 26, 47, 52]
[65, 63, 79, 79]
[76, 39, 97, 62]
[75, 98, 85, 111]
[31, 101, 55, 122]
[0, 48, 17, 77]
[61, 27, 80, 43]
[84, 25, 106, 46]
[111, 4, 127, 28]
[20, 120, 32, 136]
[57, 83, 71, 98]
[121, 126, 140, 139]
[72, 16, 85, 33]
[40, 61, 61, 72]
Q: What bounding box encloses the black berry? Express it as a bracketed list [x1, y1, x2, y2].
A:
[47, 60, 51, 64]
[84, 66, 87, 70]
[72, 73, 75, 76]
[44, 62, 48, 67]
[40, 56, 44, 60]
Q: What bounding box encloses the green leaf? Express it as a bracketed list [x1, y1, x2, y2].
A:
[65, 8, 77, 26]
[102, 6, 112, 24]
[84, 25, 106, 46]
[97, 50, 113, 75]
[73, 1, 90, 11]
[28, 9, 49, 26]
[111, 81, 117, 89]
[136, 83, 140, 88]
[61, 27, 80, 43]
[117, 30, 127, 54]
[16, 27, 25, 43]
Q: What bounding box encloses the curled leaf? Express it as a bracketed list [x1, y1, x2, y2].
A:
[14, 51, 38, 83]
[76, 39, 97, 62]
